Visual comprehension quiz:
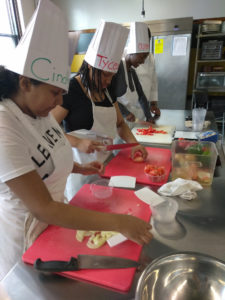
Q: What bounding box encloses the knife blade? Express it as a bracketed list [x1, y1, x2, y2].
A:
[34, 255, 140, 272]
[98, 143, 139, 151]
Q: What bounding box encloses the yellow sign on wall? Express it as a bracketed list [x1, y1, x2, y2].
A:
[71, 54, 85, 72]
[154, 39, 164, 54]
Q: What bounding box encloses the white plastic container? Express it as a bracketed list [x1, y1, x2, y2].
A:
[151, 198, 178, 223]
[90, 179, 113, 199]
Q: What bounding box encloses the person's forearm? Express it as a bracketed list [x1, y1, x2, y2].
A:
[117, 121, 138, 143]
[65, 133, 82, 148]
[71, 162, 87, 174]
[42, 200, 121, 232]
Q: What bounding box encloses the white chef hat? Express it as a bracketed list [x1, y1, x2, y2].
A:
[5, 0, 70, 92]
[126, 22, 150, 55]
[85, 20, 129, 73]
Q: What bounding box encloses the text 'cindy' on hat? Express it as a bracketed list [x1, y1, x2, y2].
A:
[5, 0, 70, 92]
[126, 22, 150, 55]
[85, 20, 129, 73]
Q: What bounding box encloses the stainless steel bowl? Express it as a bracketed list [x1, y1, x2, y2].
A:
[135, 252, 225, 300]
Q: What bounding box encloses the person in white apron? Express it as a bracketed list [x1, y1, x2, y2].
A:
[52, 21, 148, 200]
[0, 7, 152, 280]
[116, 22, 161, 124]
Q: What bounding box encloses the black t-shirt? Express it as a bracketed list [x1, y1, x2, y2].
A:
[62, 77, 116, 132]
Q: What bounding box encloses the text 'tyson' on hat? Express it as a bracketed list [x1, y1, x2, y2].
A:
[5, 0, 70, 92]
[85, 20, 129, 73]
[126, 22, 150, 55]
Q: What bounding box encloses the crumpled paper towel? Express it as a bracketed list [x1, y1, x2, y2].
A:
[158, 178, 203, 200]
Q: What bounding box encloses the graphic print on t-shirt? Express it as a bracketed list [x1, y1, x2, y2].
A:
[31, 126, 64, 180]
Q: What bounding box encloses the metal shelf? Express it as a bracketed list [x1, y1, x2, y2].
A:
[192, 23, 225, 108]
[193, 88, 225, 93]
[197, 32, 225, 38]
[197, 59, 225, 63]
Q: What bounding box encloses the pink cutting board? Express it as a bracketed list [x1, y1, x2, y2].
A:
[103, 147, 171, 186]
[22, 184, 151, 292]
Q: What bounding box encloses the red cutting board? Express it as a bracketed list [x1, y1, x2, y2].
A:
[22, 184, 151, 292]
[103, 147, 171, 186]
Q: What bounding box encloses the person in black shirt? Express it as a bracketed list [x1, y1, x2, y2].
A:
[52, 21, 147, 199]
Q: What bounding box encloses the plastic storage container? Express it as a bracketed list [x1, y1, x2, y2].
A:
[151, 198, 178, 223]
[171, 140, 218, 186]
[90, 179, 113, 199]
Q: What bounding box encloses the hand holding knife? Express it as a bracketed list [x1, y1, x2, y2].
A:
[97, 142, 139, 151]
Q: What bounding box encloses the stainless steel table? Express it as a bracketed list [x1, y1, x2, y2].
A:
[2, 110, 225, 300]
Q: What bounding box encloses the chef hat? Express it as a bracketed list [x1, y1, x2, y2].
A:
[85, 20, 129, 73]
[5, 0, 70, 92]
[126, 22, 150, 55]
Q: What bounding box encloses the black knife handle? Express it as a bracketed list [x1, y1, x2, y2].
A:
[34, 257, 79, 272]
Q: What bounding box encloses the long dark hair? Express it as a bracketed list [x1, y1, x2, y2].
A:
[0, 65, 41, 101]
[77, 60, 103, 95]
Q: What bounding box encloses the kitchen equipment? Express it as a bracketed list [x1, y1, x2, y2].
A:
[196, 72, 225, 90]
[22, 184, 151, 292]
[90, 178, 113, 199]
[131, 125, 175, 144]
[201, 40, 223, 60]
[34, 255, 140, 272]
[103, 147, 171, 187]
[171, 140, 218, 186]
[135, 252, 225, 300]
[149, 17, 193, 109]
[201, 20, 222, 33]
[99, 142, 139, 151]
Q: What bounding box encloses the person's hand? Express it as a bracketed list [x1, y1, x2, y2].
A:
[130, 144, 148, 161]
[126, 113, 136, 122]
[150, 101, 161, 119]
[77, 139, 104, 153]
[139, 119, 155, 126]
[117, 214, 153, 245]
[79, 161, 105, 175]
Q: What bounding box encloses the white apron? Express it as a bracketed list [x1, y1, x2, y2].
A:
[0, 100, 73, 278]
[65, 90, 117, 200]
[118, 55, 158, 121]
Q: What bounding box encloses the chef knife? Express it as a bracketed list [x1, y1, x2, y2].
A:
[34, 255, 140, 272]
[98, 143, 139, 151]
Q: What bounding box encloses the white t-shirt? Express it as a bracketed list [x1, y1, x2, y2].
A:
[0, 102, 73, 280]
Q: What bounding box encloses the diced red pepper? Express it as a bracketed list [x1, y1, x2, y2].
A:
[136, 126, 167, 136]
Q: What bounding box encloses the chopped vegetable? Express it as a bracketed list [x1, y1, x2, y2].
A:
[132, 150, 144, 162]
[144, 164, 166, 176]
[76, 230, 118, 249]
[136, 126, 167, 136]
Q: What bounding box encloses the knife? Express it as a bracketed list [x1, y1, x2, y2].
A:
[34, 255, 140, 272]
[98, 143, 139, 151]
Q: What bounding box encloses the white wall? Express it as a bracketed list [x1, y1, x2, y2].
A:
[51, 0, 225, 30]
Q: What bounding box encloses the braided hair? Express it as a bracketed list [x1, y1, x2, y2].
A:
[77, 61, 103, 96]
[0, 65, 41, 101]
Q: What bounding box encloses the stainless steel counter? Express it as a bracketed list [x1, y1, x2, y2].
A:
[2, 110, 225, 300]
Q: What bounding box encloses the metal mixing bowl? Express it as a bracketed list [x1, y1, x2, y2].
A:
[135, 252, 225, 300]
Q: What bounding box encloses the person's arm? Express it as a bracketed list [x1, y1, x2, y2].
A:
[51, 105, 103, 153]
[114, 102, 148, 160]
[149, 55, 161, 118]
[6, 171, 152, 245]
[118, 101, 136, 122]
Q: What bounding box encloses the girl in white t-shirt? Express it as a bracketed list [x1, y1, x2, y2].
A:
[0, 66, 153, 280]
